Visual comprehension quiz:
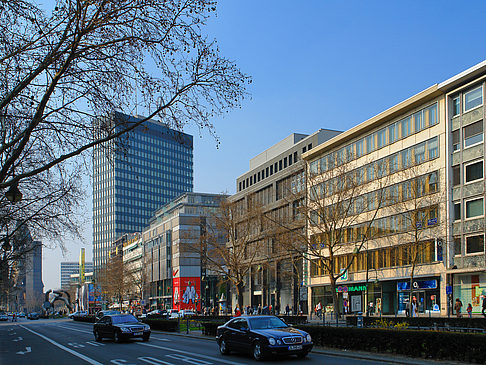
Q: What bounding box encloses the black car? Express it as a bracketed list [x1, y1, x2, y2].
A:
[216, 315, 313, 361]
[27, 312, 40, 320]
[93, 314, 151, 343]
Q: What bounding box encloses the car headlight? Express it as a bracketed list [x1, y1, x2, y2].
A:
[306, 334, 312, 342]
[268, 338, 276, 345]
[120, 327, 131, 333]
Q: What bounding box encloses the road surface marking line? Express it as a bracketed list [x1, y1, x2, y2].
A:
[16, 346, 31, 355]
[57, 325, 92, 334]
[137, 342, 245, 365]
[151, 337, 171, 342]
[19, 325, 103, 365]
[138, 357, 175, 365]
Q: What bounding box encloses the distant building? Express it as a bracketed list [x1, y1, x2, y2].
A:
[93, 112, 193, 271]
[60, 261, 94, 289]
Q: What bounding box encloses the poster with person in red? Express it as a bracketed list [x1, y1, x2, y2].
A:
[172, 277, 201, 311]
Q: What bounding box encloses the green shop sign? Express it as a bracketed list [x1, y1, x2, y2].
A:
[336, 285, 367, 293]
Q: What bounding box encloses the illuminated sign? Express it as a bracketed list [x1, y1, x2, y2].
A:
[336, 285, 367, 293]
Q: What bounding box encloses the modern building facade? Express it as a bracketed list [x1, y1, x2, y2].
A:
[303, 60, 486, 316]
[143, 192, 226, 311]
[93, 112, 193, 270]
[229, 130, 341, 313]
[61, 261, 93, 289]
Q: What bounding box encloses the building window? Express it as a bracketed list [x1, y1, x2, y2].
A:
[466, 235, 484, 254]
[465, 160, 483, 183]
[464, 86, 483, 112]
[355, 139, 364, 157]
[401, 117, 411, 138]
[283, 157, 287, 168]
[289, 154, 292, 165]
[452, 165, 460, 186]
[464, 121, 483, 148]
[308, 143, 312, 150]
[452, 96, 461, 117]
[414, 110, 425, 132]
[270, 165, 273, 175]
[366, 134, 375, 153]
[279, 160, 282, 171]
[454, 237, 462, 256]
[465, 198, 484, 219]
[454, 203, 461, 221]
[452, 130, 460, 152]
[377, 128, 387, 148]
[294, 151, 298, 162]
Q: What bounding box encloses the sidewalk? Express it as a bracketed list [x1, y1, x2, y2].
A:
[151, 328, 464, 365]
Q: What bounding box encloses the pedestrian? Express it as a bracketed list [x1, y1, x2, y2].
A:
[343, 298, 349, 314]
[234, 306, 241, 317]
[285, 304, 290, 316]
[405, 300, 410, 317]
[275, 304, 280, 315]
[257, 304, 262, 315]
[454, 298, 463, 318]
[411, 297, 418, 317]
[482, 296, 486, 318]
[467, 303, 473, 318]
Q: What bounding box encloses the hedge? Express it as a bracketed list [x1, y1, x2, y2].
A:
[295, 325, 486, 363]
[142, 318, 179, 332]
[346, 316, 486, 330]
[73, 315, 96, 323]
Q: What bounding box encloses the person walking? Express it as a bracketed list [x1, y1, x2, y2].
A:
[411, 297, 418, 317]
[285, 304, 290, 316]
[454, 298, 463, 318]
[467, 303, 473, 318]
[482, 296, 486, 318]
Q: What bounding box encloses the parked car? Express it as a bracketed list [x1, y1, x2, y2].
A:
[18, 312, 26, 318]
[178, 310, 196, 318]
[69, 311, 88, 319]
[216, 315, 313, 361]
[0, 312, 8, 321]
[95, 310, 121, 321]
[27, 312, 40, 320]
[93, 314, 150, 343]
[168, 309, 179, 319]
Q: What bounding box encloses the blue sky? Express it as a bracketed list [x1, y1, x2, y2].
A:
[43, 0, 486, 288]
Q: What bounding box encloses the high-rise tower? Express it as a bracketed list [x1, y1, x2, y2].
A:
[93, 112, 193, 270]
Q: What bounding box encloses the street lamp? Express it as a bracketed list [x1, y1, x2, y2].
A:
[5, 182, 22, 203]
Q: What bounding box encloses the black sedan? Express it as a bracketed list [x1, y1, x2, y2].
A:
[93, 314, 151, 343]
[27, 312, 40, 320]
[216, 315, 313, 361]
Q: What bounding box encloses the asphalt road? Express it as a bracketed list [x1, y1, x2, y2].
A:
[0, 318, 398, 365]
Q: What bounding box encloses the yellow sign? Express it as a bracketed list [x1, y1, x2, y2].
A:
[79, 248, 85, 284]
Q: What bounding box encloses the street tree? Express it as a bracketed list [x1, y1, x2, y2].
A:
[96, 256, 129, 309]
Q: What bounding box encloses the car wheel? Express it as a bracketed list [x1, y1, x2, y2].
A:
[252, 341, 265, 361]
[94, 330, 102, 342]
[219, 338, 230, 355]
[142, 334, 150, 342]
[114, 331, 122, 343]
[296, 351, 308, 359]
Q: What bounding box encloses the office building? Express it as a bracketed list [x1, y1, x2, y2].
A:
[93, 112, 193, 270]
[60, 261, 94, 289]
[303, 60, 486, 316]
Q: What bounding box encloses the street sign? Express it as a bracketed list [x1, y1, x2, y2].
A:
[446, 285, 453, 295]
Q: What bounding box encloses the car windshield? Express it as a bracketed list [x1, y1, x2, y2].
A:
[249, 317, 288, 330]
[111, 315, 138, 324]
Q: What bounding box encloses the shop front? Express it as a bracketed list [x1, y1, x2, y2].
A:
[453, 273, 486, 314]
[396, 277, 441, 314]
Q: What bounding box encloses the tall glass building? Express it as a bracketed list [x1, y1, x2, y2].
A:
[93, 112, 193, 270]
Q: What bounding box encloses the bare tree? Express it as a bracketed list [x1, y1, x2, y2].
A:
[268, 156, 389, 316]
[96, 256, 128, 309]
[197, 198, 265, 311]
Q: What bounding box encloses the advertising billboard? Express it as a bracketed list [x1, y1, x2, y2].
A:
[172, 277, 201, 311]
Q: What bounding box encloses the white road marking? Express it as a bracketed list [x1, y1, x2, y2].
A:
[16, 346, 31, 355]
[57, 324, 92, 334]
[166, 353, 212, 364]
[111, 359, 136, 365]
[137, 342, 245, 365]
[138, 357, 175, 365]
[12, 336, 23, 341]
[86, 341, 104, 347]
[19, 325, 103, 365]
[151, 336, 171, 342]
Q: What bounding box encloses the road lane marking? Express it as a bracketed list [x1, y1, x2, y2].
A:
[16, 346, 31, 355]
[137, 342, 245, 365]
[57, 325, 92, 334]
[151, 336, 171, 342]
[138, 357, 175, 365]
[111, 360, 137, 365]
[86, 341, 105, 347]
[68, 342, 86, 348]
[12, 336, 23, 341]
[19, 325, 103, 365]
[166, 353, 212, 364]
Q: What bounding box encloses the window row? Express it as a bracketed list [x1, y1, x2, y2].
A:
[452, 120, 484, 152]
[454, 234, 484, 256]
[310, 240, 436, 277]
[239, 151, 300, 191]
[310, 104, 438, 173]
[452, 159, 484, 187]
[453, 197, 484, 221]
[310, 137, 439, 197]
[452, 85, 484, 116]
[310, 206, 439, 246]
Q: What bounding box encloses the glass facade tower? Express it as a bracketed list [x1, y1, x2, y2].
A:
[93, 112, 193, 270]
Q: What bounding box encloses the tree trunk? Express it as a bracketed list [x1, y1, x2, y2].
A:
[329, 276, 339, 318]
[236, 282, 244, 311]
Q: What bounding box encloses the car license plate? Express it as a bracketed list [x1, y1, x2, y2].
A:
[288, 345, 303, 351]
[134, 332, 143, 336]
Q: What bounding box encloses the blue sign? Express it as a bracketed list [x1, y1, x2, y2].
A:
[446, 285, 453, 295]
[397, 280, 437, 291]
